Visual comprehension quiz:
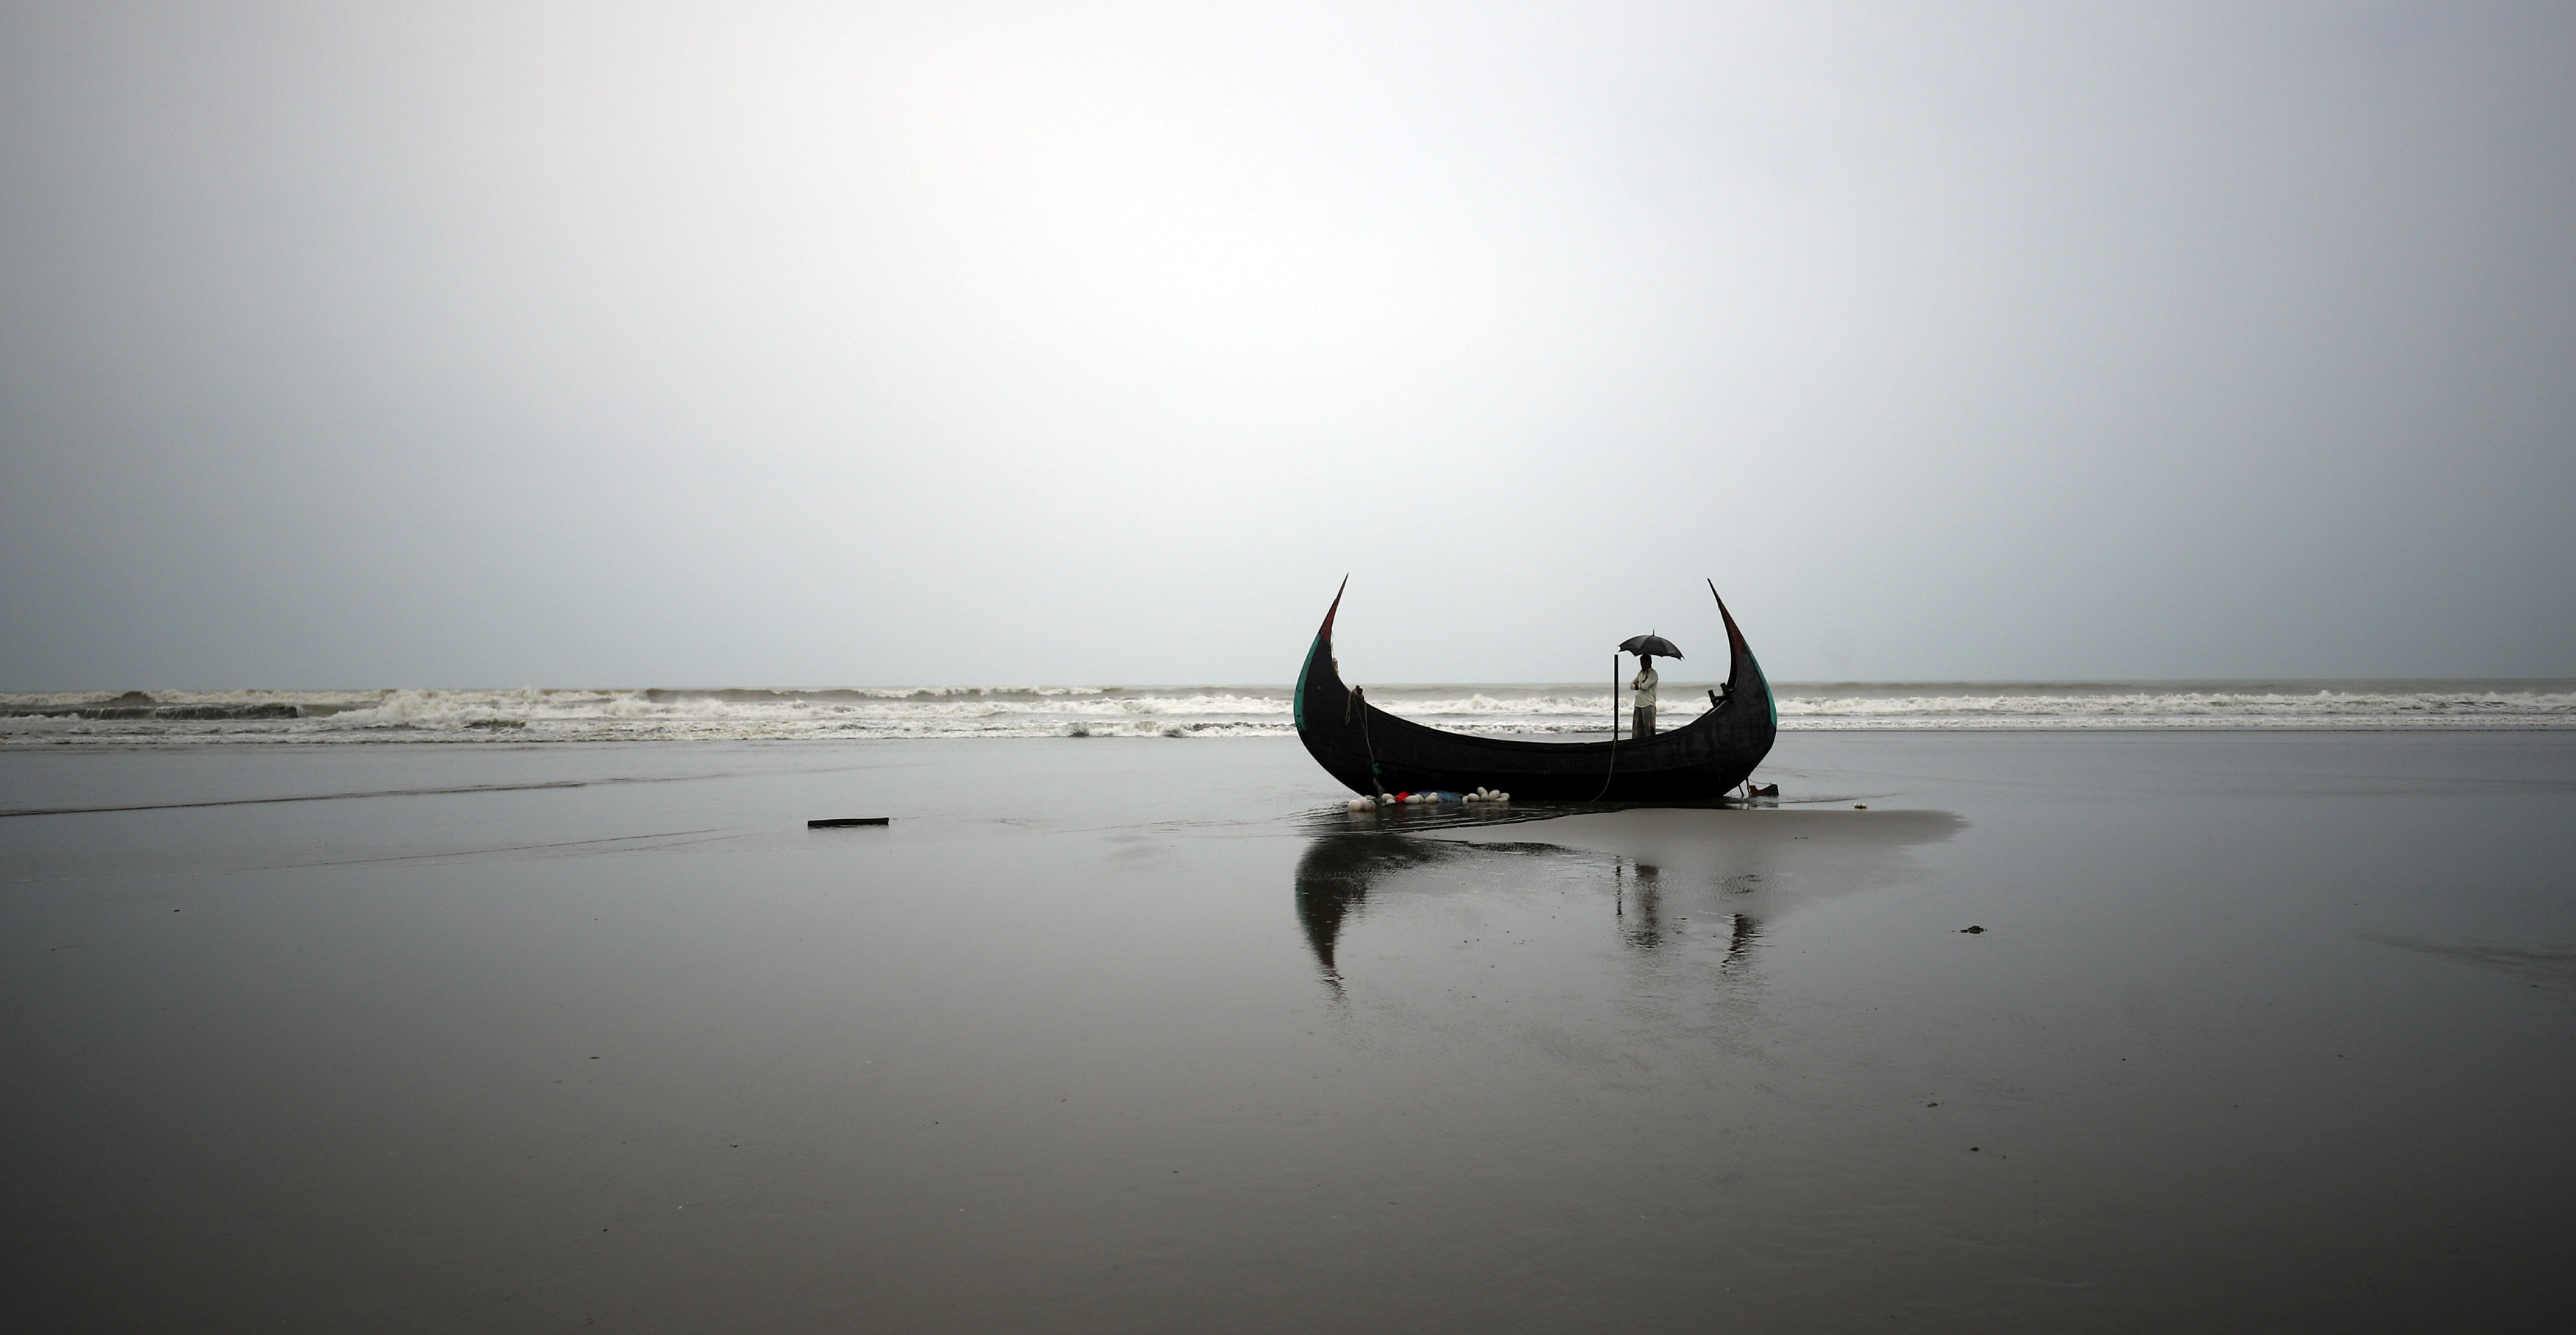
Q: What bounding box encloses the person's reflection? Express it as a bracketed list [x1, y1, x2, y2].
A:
[1616, 861, 1665, 949]
[1720, 910, 1759, 974]
[1618, 858, 1761, 967]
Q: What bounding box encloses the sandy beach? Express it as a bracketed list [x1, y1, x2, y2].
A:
[5, 731, 2572, 1330]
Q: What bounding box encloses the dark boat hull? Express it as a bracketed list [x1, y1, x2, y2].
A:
[1292, 583, 1777, 801]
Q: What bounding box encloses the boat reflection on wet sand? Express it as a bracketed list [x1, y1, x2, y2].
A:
[1294, 804, 1967, 988]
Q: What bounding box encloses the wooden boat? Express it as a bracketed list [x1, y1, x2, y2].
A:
[1292, 579, 1776, 801]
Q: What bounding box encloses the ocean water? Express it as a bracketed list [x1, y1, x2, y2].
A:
[5, 680, 2574, 743]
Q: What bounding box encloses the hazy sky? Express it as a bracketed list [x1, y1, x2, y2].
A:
[3, 1, 2570, 687]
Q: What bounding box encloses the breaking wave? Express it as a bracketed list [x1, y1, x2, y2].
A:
[5, 681, 2572, 745]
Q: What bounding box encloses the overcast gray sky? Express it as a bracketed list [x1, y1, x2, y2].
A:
[3, 1, 2570, 688]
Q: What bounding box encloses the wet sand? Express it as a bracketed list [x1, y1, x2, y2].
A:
[5, 732, 2574, 1330]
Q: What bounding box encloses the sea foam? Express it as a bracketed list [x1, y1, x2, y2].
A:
[7, 681, 2574, 744]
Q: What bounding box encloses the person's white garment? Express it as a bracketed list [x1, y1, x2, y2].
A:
[1631, 664, 1659, 737]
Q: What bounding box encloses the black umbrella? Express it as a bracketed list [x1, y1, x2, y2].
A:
[1619, 634, 1682, 659]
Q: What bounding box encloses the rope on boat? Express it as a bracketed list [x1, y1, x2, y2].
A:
[1354, 687, 1389, 798]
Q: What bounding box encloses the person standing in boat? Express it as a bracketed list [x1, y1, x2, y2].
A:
[1632, 656, 1659, 738]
